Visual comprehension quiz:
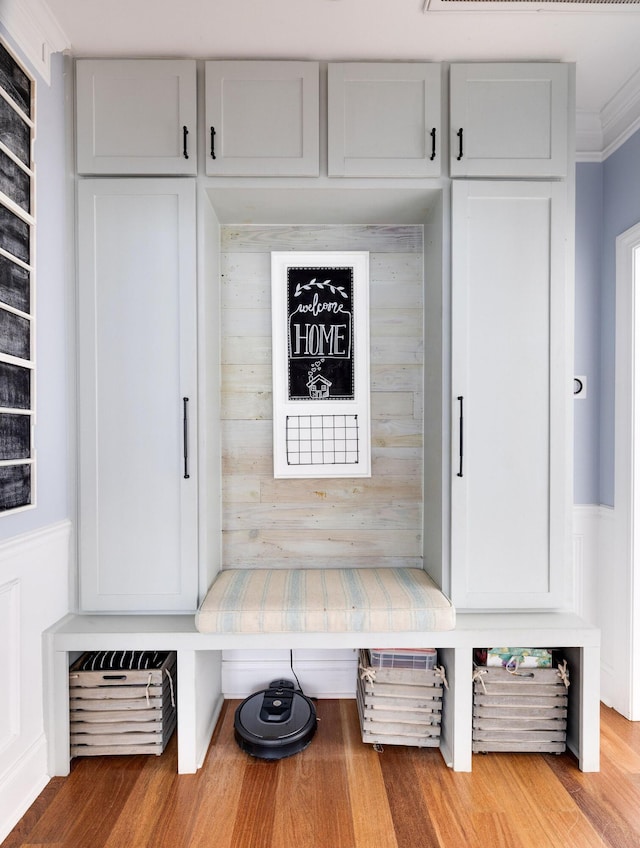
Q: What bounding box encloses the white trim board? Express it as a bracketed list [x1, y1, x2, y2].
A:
[612, 223, 640, 720]
[0, 0, 70, 85]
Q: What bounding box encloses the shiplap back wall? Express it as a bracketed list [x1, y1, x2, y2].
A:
[221, 224, 424, 569]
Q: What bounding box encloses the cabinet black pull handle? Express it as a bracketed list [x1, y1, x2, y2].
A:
[430, 127, 436, 161]
[210, 126, 217, 160]
[183, 126, 189, 160]
[456, 128, 464, 161]
[183, 397, 190, 479]
[457, 395, 464, 478]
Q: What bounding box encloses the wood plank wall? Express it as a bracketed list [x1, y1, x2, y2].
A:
[221, 224, 424, 569]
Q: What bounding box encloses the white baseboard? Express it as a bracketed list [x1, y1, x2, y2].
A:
[222, 649, 359, 698]
[0, 734, 49, 843]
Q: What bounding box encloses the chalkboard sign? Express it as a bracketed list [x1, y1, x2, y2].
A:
[0, 43, 31, 118]
[271, 251, 370, 479]
[0, 149, 30, 213]
[0, 413, 30, 460]
[0, 362, 30, 409]
[0, 464, 31, 511]
[287, 266, 354, 401]
[0, 96, 30, 166]
[0, 204, 30, 264]
[0, 308, 30, 360]
[0, 253, 30, 313]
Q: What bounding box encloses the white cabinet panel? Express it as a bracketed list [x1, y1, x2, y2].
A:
[76, 59, 197, 175]
[205, 61, 319, 176]
[451, 181, 570, 609]
[77, 179, 198, 611]
[328, 63, 441, 178]
[450, 63, 569, 178]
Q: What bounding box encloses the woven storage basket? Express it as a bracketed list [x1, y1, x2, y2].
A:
[472, 661, 569, 754]
[69, 651, 177, 757]
[357, 649, 445, 747]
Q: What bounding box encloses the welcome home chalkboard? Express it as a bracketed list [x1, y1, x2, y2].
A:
[287, 266, 354, 401]
[271, 251, 371, 479]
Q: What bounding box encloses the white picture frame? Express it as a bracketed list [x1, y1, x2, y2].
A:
[271, 251, 370, 478]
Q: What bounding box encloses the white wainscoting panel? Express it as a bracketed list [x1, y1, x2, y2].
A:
[573, 505, 625, 714]
[0, 520, 71, 844]
[0, 579, 20, 753]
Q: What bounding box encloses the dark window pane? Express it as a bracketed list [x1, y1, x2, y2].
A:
[0, 463, 31, 510]
[0, 44, 31, 118]
[0, 254, 29, 313]
[0, 361, 30, 409]
[0, 97, 30, 166]
[0, 149, 30, 212]
[0, 309, 29, 359]
[0, 204, 29, 264]
[0, 412, 30, 459]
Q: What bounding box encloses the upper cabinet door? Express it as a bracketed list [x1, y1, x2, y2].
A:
[76, 59, 197, 175]
[449, 63, 569, 178]
[205, 61, 319, 177]
[328, 63, 442, 178]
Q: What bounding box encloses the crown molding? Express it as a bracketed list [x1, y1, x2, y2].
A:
[0, 0, 70, 85]
[576, 66, 640, 162]
[601, 66, 640, 158]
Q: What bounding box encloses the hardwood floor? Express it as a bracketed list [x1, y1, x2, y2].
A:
[4, 701, 640, 848]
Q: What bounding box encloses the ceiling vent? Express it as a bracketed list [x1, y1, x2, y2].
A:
[424, 0, 640, 9]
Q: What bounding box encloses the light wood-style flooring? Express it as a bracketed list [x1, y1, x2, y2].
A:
[4, 701, 640, 848]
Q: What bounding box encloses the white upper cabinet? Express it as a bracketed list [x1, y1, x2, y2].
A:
[205, 61, 319, 177]
[328, 63, 442, 178]
[449, 63, 569, 178]
[76, 59, 197, 175]
[77, 179, 198, 612]
[450, 181, 570, 609]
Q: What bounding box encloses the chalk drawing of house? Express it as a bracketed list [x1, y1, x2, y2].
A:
[307, 374, 331, 399]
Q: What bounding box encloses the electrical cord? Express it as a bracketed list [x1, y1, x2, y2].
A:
[290, 649, 304, 693]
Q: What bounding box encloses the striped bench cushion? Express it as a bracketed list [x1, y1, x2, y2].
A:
[195, 567, 455, 634]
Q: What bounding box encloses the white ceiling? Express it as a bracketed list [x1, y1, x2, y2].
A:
[42, 0, 640, 132]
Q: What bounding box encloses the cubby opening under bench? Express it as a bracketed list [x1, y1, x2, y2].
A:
[44, 567, 600, 777]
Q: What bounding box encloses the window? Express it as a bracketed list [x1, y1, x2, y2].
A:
[0, 41, 34, 512]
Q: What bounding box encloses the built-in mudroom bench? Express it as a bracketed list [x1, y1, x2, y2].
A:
[55, 56, 600, 784]
[45, 584, 600, 775]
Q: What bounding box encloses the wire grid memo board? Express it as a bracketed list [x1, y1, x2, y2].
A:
[271, 251, 371, 478]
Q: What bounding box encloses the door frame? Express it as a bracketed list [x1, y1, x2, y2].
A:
[614, 220, 640, 719]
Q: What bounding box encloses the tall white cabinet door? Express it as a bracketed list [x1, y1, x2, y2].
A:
[76, 59, 197, 175]
[328, 63, 441, 178]
[449, 63, 569, 178]
[451, 181, 570, 610]
[77, 179, 198, 612]
[205, 61, 319, 176]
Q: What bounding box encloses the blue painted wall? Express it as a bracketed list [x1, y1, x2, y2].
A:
[574, 162, 603, 505]
[575, 128, 640, 508]
[600, 130, 640, 507]
[0, 33, 71, 539]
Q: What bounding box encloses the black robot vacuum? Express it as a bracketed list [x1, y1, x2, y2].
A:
[234, 679, 317, 760]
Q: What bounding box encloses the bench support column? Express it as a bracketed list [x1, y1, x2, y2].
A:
[177, 649, 224, 774]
